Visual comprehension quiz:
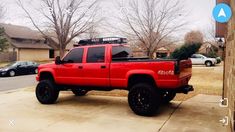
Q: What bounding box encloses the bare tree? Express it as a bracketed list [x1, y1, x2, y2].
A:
[0, 4, 5, 20]
[117, 0, 187, 58]
[184, 30, 204, 44]
[17, 0, 100, 56]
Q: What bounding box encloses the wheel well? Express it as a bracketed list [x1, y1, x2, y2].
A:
[205, 60, 212, 64]
[39, 72, 54, 82]
[128, 74, 156, 90]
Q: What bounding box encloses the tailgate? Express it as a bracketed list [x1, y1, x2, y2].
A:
[178, 59, 192, 78]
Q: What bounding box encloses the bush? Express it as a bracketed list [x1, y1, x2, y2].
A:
[216, 57, 221, 64]
[170, 43, 201, 60]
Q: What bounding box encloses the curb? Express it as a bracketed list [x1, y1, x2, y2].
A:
[0, 86, 35, 94]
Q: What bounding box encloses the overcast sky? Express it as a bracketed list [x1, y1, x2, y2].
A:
[1, 0, 216, 40]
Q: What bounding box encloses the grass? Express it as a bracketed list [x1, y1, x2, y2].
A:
[0, 62, 10, 67]
[89, 64, 224, 101]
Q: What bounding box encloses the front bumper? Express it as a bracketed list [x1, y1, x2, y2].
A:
[0, 71, 7, 76]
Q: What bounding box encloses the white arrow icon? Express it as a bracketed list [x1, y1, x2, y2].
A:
[218, 8, 226, 17]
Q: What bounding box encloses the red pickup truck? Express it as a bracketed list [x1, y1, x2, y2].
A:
[36, 37, 193, 116]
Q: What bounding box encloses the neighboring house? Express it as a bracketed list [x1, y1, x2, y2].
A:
[0, 23, 73, 61]
[198, 42, 223, 58]
[155, 44, 177, 58]
[132, 45, 177, 58]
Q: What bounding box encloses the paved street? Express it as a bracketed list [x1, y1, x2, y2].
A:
[0, 75, 37, 91]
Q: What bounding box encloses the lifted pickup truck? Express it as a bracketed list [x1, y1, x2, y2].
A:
[36, 37, 193, 116]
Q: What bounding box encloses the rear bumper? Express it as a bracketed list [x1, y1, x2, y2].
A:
[175, 85, 194, 94]
[159, 85, 194, 94]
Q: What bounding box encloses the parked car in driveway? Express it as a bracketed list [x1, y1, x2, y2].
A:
[0, 61, 39, 77]
[190, 54, 217, 67]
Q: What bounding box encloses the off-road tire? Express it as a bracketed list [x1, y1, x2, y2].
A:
[160, 91, 176, 104]
[36, 80, 59, 104]
[72, 88, 88, 96]
[128, 83, 160, 116]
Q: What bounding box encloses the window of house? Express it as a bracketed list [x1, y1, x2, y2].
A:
[49, 49, 54, 58]
[63, 48, 84, 63]
[87, 47, 105, 63]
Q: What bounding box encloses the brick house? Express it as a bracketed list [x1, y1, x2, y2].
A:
[216, 0, 235, 131]
[0, 23, 73, 61]
[132, 45, 177, 58]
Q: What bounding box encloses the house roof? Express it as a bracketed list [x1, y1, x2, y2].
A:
[11, 42, 51, 49]
[0, 23, 43, 40]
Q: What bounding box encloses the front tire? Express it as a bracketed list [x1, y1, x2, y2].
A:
[128, 83, 160, 116]
[8, 70, 16, 77]
[72, 88, 88, 96]
[36, 80, 59, 104]
[205, 61, 212, 67]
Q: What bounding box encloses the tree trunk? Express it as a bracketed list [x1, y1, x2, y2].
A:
[59, 48, 65, 57]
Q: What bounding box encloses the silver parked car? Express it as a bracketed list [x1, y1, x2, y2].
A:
[190, 54, 217, 67]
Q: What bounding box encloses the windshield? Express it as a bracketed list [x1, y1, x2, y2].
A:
[4, 62, 17, 67]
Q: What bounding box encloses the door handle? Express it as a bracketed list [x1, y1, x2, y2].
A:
[78, 66, 83, 69]
[100, 65, 106, 69]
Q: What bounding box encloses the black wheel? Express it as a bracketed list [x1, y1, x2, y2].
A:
[36, 80, 59, 104]
[160, 91, 176, 104]
[72, 88, 88, 96]
[205, 61, 212, 67]
[8, 70, 16, 77]
[128, 83, 160, 116]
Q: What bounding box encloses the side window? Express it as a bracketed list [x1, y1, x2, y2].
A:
[195, 55, 202, 58]
[191, 55, 196, 58]
[112, 46, 132, 59]
[18, 62, 27, 67]
[87, 47, 105, 63]
[63, 48, 84, 63]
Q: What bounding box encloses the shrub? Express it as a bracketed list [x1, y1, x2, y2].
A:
[170, 43, 202, 60]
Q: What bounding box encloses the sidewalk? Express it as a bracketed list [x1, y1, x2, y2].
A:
[0, 88, 228, 132]
[160, 94, 228, 132]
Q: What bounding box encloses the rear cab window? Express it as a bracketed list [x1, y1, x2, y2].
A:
[112, 46, 132, 60]
[63, 48, 84, 63]
[86, 47, 105, 63]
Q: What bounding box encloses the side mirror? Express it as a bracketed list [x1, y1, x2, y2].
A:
[55, 56, 62, 65]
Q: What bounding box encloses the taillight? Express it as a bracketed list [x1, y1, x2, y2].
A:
[174, 60, 180, 74]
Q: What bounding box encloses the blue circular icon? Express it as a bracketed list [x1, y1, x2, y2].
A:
[213, 3, 232, 23]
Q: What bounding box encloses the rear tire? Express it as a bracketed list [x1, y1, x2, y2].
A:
[128, 83, 160, 116]
[160, 91, 176, 104]
[36, 80, 59, 104]
[34, 68, 38, 74]
[72, 88, 88, 96]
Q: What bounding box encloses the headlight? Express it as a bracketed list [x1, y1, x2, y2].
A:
[1, 69, 8, 71]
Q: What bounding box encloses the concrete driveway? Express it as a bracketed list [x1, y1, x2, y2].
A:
[0, 88, 228, 132]
[0, 75, 37, 91]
